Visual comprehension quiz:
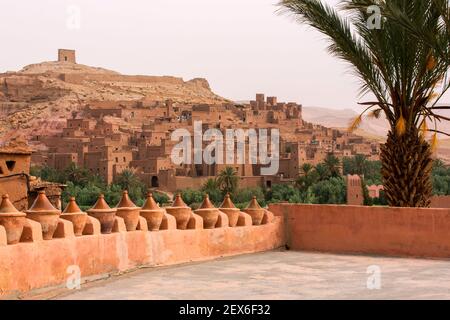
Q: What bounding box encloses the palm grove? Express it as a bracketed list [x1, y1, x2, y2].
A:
[280, 0, 450, 207]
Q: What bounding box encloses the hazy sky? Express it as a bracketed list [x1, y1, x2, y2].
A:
[0, 0, 380, 110]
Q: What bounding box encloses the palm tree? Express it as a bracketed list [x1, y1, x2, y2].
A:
[217, 167, 239, 195]
[323, 154, 341, 177]
[63, 162, 89, 186]
[315, 163, 331, 181]
[280, 0, 450, 207]
[300, 163, 314, 176]
[202, 178, 220, 194]
[115, 169, 140, 191]
[353, 154, 368, 175]
[296, 163, 319, 191]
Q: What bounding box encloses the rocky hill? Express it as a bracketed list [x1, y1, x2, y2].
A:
[0, 60, 227, 144]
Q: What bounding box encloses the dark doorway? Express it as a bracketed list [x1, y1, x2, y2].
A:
[151, 176, 159, 188]
[266, 180, 272, 188]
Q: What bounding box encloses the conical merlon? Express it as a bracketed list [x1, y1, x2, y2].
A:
[199, 194, 215, 209]
[63, 197, 84, 214]
[172, 194, 188, 207]
[142, 194, 161, 210]
[220, 193, 237, 209]
[246, 196, 262, 209]
[91, 194, 111, 210]
[117, 191, 136, 208]
[28, 191, 59, 212]
[0, 194, 22, 214]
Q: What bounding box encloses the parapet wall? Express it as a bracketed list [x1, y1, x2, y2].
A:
[269, 203, 450, 259]
[0, 216, 284, 299]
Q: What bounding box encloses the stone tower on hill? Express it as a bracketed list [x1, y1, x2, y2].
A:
[58, 49, 76, 63]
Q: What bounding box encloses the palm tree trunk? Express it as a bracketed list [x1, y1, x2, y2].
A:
[380, 128, 433, 207]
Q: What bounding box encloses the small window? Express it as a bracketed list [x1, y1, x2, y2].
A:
[0, 166, 3, 175]
[6, 161, 16, 171]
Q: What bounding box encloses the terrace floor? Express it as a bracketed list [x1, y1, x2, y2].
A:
[55, 250, 450, 300]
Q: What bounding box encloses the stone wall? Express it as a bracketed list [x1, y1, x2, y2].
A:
[269, 203, 450, 259]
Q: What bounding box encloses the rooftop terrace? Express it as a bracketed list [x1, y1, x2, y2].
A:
[55, 251, 450, 300]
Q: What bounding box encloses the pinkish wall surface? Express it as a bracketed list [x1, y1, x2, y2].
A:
[0, 217, 284, 299]
[430, 196, 450, 208]
[269, 203, 450, 259]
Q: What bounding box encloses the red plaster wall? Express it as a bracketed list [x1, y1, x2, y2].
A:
[430, 196, 450, 208]
[269, 203, 450, 259]
[0, 217, 284, 299]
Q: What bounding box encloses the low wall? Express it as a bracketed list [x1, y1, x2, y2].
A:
[0, 216, 284, 299]
[269, 203, 450, 259]
[430, 195, 450, 208]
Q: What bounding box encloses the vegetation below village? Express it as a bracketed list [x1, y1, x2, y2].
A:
[31, 155, 450, 210]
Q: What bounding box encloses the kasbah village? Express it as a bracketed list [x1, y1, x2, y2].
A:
[1, 49, 450, 299]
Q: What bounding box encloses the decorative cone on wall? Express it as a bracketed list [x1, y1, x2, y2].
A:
[140, 193, 165, 231]
[219, 193, 240, 227]
[87, 194, 116, 234]
[116, 191, 140, 232]
[25, 191, 61, 240]
[194, 194, 220, 229]
[243, 196, 265, 226]
[61, 197, 88, 236]
[165, 194, 192, 230]
[0, 194, 27, 244]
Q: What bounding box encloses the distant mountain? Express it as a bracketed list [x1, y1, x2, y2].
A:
[303, 106, 388, 138]
[302, 105, 450, 163]
[302, 106, 359, 129]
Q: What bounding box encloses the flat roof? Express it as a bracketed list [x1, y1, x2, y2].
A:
[55, 251, 450, 300]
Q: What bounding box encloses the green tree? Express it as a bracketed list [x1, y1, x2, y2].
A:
[63, 163, 90, 187]
[217, 167, 239, 195]
[180, 189, 204, 206]
[432, 159, 450, 195]
[311, 177, 347, 204]
[153, 192, 170, 205]
[269, 184, 301, 203]
[315, 163, 331, 181]
[232, 187, 265, 207]
[300, 163, 314, 176]
[296, 163, 319, 192]
[114, 169, 146, 201]
[280, 0, 450, 207]
[323, 154, 341, 178]
[353, 154, 368, 175]
[201, 178, 223, 203]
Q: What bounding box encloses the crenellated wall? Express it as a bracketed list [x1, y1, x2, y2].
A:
[0, 213, 284, 299]
[8, 200, 450, 299]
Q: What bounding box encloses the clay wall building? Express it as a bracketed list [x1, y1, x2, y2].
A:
[346, 174, 363, 206]
[58, 49, 76, 63]
[0, 141, 32, 210]
[367, 185, 384, 199]
[30, 91, 378, 192]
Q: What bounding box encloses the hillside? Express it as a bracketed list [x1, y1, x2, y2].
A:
[302, 106, 450, 162]
[0, 60, 228, 144]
